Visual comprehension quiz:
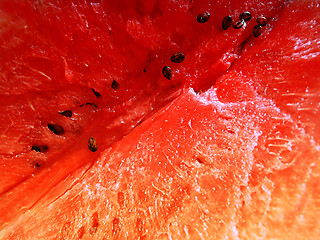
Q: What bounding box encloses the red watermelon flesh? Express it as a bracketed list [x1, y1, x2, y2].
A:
[2, 91, 319, 239]
[0, 0, 286, 203]
[216, 0, 320, 143]
[0, 0, 319, 239]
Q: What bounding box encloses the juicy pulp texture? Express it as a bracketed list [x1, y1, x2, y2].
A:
[3, 89, 320, 239]
[0, 0, 319, 239]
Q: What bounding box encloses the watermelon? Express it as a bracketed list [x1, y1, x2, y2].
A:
[0, 0, 319, 239]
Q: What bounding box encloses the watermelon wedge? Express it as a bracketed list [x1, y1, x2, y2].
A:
[0, 0, 319, 239]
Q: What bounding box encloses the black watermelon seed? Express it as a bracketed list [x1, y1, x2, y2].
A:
[197, 12, 210, 23]
[35, 162, 41, 168]
[91, 89, 102, 98]
[239, 11, 252, 22]
[88, 137, 98, 152]
[162, 66, 172, 80]
[59, 110, 72, 118]
[222, 15, 232, 30]
[111, 80, 119, 90]
[31, 144, 49, 153]
[143, 68, 146, 73]
[171, 52, 185, 63]
[256, 16, 267, 26]
[253, 25, 263, 37]
[233, 19, 245, 29]
[47, 123, 64, 135]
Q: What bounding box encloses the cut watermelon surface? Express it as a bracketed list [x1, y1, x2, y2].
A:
[0, 0, 319, 239]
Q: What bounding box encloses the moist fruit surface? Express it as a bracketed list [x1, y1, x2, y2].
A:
[0, 0, 319, 239]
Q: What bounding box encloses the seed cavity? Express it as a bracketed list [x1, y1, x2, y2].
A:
[117, 191, 125, 208]
[233, 19, 245, 29]
[197, 12, 210, 23]
[239, 11, 252, 22]
[34, 161, 41, 168]
[111, 80, 119, 90]
[47, 123, 64, 135]
[162, 66, 172, 80]
[59, 110, 72, 118]
[222, 15, 232, 30]
[31, 144, 49, 153]
[61, 221, 72, 240]
[195, 157, 205, 164]
[77, 226, 85, 239]
[91, 88, 102, 98]
[90, 212, 99, 235]
[85, 102, 97, 107]
[135, 217, 145, 236]
[253, 25, 263, 37]
[80, 102, 97, 108]
[171, 52, 185, 63]
[112, 217, 121, 237]
[88, 137, 98, 152]
[256, 16, 267, 26]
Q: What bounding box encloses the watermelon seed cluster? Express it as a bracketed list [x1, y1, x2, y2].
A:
[222, 11, 268, 37]
[253, 16, 268, 37]
[29, 83, 106, 156]
[162, 52, 185, 80]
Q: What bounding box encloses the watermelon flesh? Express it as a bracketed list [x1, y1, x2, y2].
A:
[0, 0, 287, 203]
[0, 0, 320, 239]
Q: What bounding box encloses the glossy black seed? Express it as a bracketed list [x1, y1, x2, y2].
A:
[256, 16, 267, 26]
[222, 15, 232, 30]
[31, 144, 49, 153]
[59, 110, 72, 118]
[239, 11, 252, 22]
[253, 25, 263, 37]
[47, 123, 64, 135]
[233, 19, 245, 29]
[111, 80, 119, 90]
[88, 137, 98, 152]
[162, 66, 172, 80]
[171, 52, 185, 63]
[91, 88, 102, 98]
[197, 12, 210, 23]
